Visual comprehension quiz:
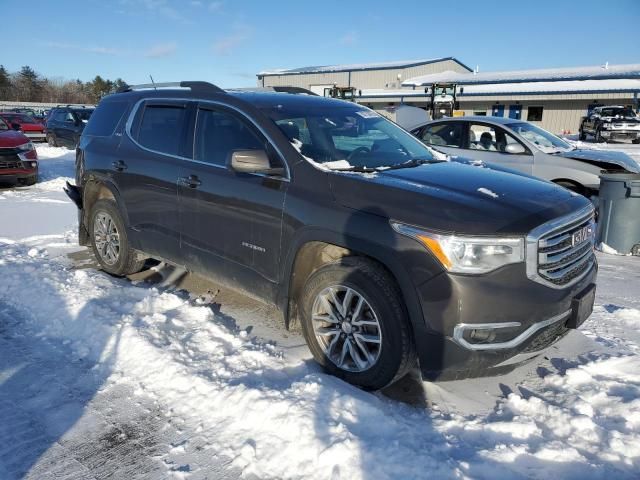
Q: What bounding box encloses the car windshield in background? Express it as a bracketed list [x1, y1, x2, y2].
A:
[600, 108, 636, 118]
[507, 122, 573, 153]
[262, 104, 436, 170]
[3, 114, 35, 123]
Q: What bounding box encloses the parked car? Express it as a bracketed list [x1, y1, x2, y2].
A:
[0, 112, 47, 142]
[0, 116, 38, 186]
[65, 82, 597, 389]
[411, 116, 639, 197]
[580, 106, 640, 143]
[46, 106, 94, 148]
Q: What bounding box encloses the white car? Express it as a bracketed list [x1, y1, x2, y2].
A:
[412, 116, 639, 196]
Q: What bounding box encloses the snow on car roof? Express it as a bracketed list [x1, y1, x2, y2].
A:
[403, 63, 640, 86]
[258, 57, 470, 76]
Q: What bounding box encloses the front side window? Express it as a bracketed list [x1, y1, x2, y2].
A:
[262, 103, 435, 170]
[138, 104, 187, 156]
[195, 108, 264, 166]
[469, 124, 523, 153]
[527, 106, 544, 122]
[0, 118, 8, 131]
[420, 122, 464, 148]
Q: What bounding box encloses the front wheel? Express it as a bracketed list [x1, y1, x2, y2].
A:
[595, 128, 605, 143]
[89, 199, 146, 276]
[300, 257, 415, 390]
[46, 133, 58, 147]
[579, 128, 586, 141]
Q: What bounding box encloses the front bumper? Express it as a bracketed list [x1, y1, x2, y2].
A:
[0, 168, 38, 184]
[416, 260, 597, 380]
[601, 129, 640, 140]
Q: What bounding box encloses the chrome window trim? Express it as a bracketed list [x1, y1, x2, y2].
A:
[124, 97, 291, 182]
[525, 204, 595, 289]
[453, 309, 571, 351]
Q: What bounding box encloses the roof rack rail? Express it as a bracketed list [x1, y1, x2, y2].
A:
[270, 86, 318, 96]
[117, 81, 226, 95]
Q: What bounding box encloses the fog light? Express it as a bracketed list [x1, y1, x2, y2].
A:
[31, 162, 37, 168]
[469, 329, 496, 343]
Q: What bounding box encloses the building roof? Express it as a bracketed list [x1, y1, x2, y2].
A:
[258, 57, 472, 76]
[402, 63, 640, 86]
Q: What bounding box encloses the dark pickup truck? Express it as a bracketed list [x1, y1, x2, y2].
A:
[580, 105, 640, 143]
[65, 82, 597, 389]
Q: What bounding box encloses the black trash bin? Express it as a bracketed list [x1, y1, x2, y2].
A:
[596, 173, 640, 255]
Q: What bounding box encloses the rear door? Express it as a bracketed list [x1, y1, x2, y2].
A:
[415, 121, 465, 156]
[115, 99, 192, 263]
[178, 102, 288, 294]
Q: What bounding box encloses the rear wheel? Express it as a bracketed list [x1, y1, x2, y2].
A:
[89, 199, 146, 276]
[578, 128, 586, 141]
[46, 133, 58, 147]
[595, 128, 604, 143]
[299, 257, 415, 390]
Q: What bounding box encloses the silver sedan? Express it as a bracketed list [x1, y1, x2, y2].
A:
[411, 116, 639, 196]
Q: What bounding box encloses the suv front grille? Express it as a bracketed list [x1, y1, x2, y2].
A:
[526, 206, 596, 288]
[0, 153, 21, 169]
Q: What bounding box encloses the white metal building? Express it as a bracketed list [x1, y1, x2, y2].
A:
[258, 60, 640, 134]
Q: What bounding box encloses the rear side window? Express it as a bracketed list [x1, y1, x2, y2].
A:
[194, 108, 263, 166]
[421, 122, 463, 148]
[138, 105, 187, 156]
[83, 102, 127, 137]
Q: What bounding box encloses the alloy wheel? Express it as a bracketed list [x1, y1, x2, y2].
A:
[93, 212, 120, 266]
[311, 285, 382, 372]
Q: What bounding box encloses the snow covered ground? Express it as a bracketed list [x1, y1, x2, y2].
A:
[1, 146, 639, 479]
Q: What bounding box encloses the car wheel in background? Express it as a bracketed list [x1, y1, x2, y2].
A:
[89, 199, 146, 276]
[46, 133, 58, 147]
[579, 128, 586, 141]
[595, 128, 604, 143]
[554, 180, 586, 196]
[299, 257, 415, 390]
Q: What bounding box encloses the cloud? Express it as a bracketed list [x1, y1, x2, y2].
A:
[42, 42, 122, 56]
[340, 31, 358, 46]
[212, 24, 252, 56]
[144, 42, 177, 58]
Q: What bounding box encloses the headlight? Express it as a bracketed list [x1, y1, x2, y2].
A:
[392, 223, 525, 274]
[601, 124, 611, 130]
[17, 141, 35, 152]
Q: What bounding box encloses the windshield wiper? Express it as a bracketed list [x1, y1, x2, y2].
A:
[331, 165, 378, 173]
[384, 158, 436, 170]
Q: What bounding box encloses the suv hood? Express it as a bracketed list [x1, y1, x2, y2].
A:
[557, 149, 640, 173]
[0, 130, 31, 147]
[329, 161, 589, 235]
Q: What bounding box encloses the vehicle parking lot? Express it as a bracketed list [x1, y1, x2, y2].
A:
[0, 145, 639, 479]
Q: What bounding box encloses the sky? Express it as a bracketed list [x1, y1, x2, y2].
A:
[1, 0, 638, 88]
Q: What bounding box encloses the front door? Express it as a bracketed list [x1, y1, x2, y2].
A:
[178, 103, 288, 297]
[466, 122, 533, 174]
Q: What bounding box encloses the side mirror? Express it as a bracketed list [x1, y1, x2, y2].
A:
[505, 143, 526, 154]
[229, 149, 284, 176]
[11, 122, 21, 131]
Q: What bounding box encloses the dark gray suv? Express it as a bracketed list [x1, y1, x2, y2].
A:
[65, 81, 597, 389]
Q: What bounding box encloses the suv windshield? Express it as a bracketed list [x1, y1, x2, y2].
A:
[507, 122, 573, 153]
[262, 104, 436, 170]
[599, 107, 636, 118]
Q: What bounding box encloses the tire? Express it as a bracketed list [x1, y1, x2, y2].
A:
[89, 199, 146, 276]
[633, 139, 640, 145]
[595, 128, 604, 143]
[299, 257, 415, 390]
[24, 176, 37, 186]
[46, 133, 58, 147]
[579, 128, 586, 141]
[554, 180, 586, 196]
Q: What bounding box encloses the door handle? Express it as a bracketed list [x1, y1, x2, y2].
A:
[112, 160, 127, 171]
[179, 175, 201, 188]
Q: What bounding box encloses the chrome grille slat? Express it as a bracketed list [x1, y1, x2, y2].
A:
[526, 205, 596, 289]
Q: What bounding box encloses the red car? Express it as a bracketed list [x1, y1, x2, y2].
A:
[0, 117, 38, 186]
[0, 112, 47, 142]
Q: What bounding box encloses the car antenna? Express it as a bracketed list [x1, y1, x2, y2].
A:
[149, 75, 157, 90]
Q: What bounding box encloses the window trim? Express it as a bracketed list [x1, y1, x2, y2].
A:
[125, 97, 291, 182]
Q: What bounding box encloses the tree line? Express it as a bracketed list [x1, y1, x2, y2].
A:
[0, 65, 127, 105]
